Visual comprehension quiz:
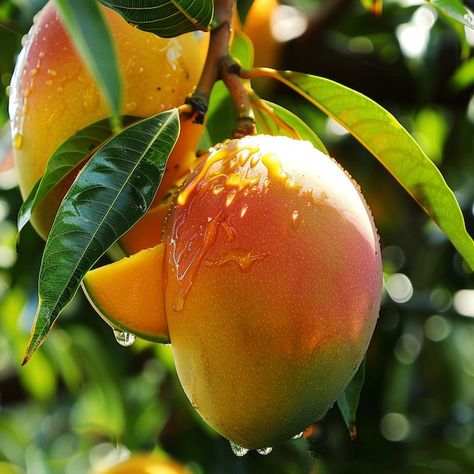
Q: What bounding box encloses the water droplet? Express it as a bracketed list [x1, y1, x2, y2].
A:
[113, 329, 135, 347]
[47, 69, 57, 76]
[292, 432, 303, 440]
[229, 441, 248, 457]
[212, 184, 224, 195]
[13, 133, 23, 150]
[5, 86, 10, 97]
[21, 34, 29, 46]
[125, 102, 137, 112]
[240, 204, 248, 218]
[291, 210, 300, 230]
[82, 87, 100, 112]
[225, 189, 237, 207]
[173, 293, 185, 312]
[257, 447, 272, 455]
[464, 12, 474, 25]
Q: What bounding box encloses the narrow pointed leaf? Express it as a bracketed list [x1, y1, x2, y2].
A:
[23, 110, 180, 363]
[251, 98, 328, 155]
[232, 30, 254, 69]
[337, 359, 366, 439]
[18, 117, 138, 234]
[429, 0, 474, 29]
[98, 0, 213, 37]
[55, 0, 123, 123]
[273, 71, 474, 269]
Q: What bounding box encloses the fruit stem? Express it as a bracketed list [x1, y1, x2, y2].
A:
[220, 58, 256, 138]
[187, 0, 256, 137]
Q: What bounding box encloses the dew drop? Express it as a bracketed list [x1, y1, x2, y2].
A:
[291, 210, 300, 230]
[229, 441, 248, 457]
[464, 12, 474, 25]
[257, 447, 273, 455]
[113, 329, 135, 347]
[292, 432, 303, 440]
[13, 133, 23, 150]
[225, 189, 237, 207]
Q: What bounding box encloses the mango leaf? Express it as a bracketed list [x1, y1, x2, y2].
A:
[450, 57, 474, 91]
[99, 0, 213, 37]
[23, 110, 180, 363]
[232, 29, 254, 69]
[251, 97, 328, 155]
[337, 359, 366, 439]
[237, 0, 254, 24]
[271, 71, 474, 270]
[55, 0, 123, 126]
[429, 0, 474, 29]
[17, 117, 139, 234]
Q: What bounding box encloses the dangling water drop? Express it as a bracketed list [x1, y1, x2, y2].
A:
[229, 441, 249, 457]
[292, 432, 304, 440]
[113, 329, 135, 347]
[256, 447, 273, 455]
[13, 133, 23, 150]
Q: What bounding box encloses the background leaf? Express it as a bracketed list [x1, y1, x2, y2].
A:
[23, 110, 180, 363]
[55, 0, 123, 126]
[429, 0, 474, 29]
[98, 0, 213, 37]
[450, 57, 474, 91]
[232, 29, 254, 69]
[337, 359, 366, 439]
[17, 117, 138, 234]
[270, 70, 474, 270]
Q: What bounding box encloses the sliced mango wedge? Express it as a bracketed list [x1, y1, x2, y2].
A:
[82, 244, 169, 343]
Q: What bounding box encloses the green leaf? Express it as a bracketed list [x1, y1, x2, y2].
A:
[273, 70, 474, 270]
[450, 57, 474, 91]
[337, 359, 366, 439]
[429, 0, 474, 29]
[237, 0, 254, 25]
[23, 110, 180, 363]
[232, 29, 254, 69]
[251, 97, 328, 155]
[206, 82, 236, 145]
[98, 0, 213, 37]
[55, 0, 123, 126]
[17, 117, 139, 234]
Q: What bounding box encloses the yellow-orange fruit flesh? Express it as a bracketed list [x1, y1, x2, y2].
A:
[83, 244, 169, 343]
[92, 454, 191, 474]
[164, 135, 382, 449]
[10, 1, 207, 239]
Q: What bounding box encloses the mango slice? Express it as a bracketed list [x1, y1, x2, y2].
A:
[82, 244, 169, 343]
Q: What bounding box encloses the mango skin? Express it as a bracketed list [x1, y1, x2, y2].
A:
[163, 135, 382, 449]
[9, 1, 207, 239]
[92, 454, 191, 474]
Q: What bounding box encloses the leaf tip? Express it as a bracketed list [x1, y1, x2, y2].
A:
[349, 423, 358, 441]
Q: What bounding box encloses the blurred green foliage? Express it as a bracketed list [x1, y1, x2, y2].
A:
[1, 0, 474, 472]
